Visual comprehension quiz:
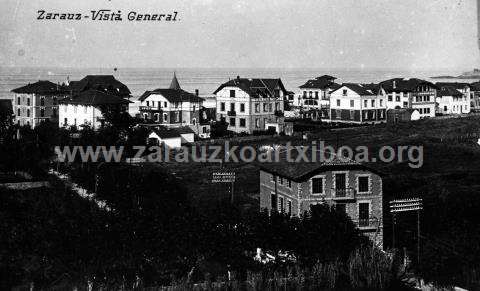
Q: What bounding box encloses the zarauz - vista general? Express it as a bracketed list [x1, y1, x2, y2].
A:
[37, 10, 179, 21]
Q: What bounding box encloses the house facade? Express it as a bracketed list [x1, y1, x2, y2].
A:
[139, 74, 205, 134]
[59, 89, 130, 129]
[214, 77, 287, 134]
[328, 83, 387, 124]
[297, 75, 341, 120]
[470, 82, 480, 112]
[259, 158, 383, 248]
[380, 78, 437, 118]
[435, 83, 471, 115]
[11, 81, 68, 127]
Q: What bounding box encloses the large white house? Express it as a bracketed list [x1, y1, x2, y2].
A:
[380, 78, 437, 118]
[435, 82, 471, 115]
[214, 76, 287, 134]
[59, 89, 130, 129]
[328, 83, 387, 124]
[138, 73, 208, 137]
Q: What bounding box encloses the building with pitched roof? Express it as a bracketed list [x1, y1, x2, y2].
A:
[213, 76, 287, 134]
[259, 152, 383, 248]
[379, 78, 437, 118]
[328, 83, 387, 124]
[296, 75, 341, 120]
[67, 75, 131, 98]
[11, 81, 68, 127]
[470, 81, 480, 112]
[435, 82, 471, 115]
[58, 89, 131, 129]
[138, 73, 207, 136]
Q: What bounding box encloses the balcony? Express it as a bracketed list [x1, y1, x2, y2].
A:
[227, 110, 236, 116]
[139, 106, 162, 112]
[331, 187, 355, 201]
[355, 218, 378, 231]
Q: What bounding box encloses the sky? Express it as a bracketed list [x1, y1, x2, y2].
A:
[0, 0, 478, 70]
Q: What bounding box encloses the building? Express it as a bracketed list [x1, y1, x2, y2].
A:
[214, 76, 287, 134]
[387, 108, 420, 123]
[11, 81, 68, 127]
[259, 156, 383, 248]
[435, 82, 471, 115]
[380, 78, 437, 118]
[139, 73, 205, 132]
[147, 126, 195, 149]
[328, 83, 387, 124]
[297, 75, 341, 120]
[470, 82, 480, 112]
[57, 75, 131, 129]
[59, 90, 131, 129]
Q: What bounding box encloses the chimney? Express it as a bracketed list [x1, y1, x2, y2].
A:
[393, 80, 396, 89]
[195, 89, 199, 96]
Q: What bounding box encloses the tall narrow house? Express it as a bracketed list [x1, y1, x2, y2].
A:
[297, 75, 341, 120]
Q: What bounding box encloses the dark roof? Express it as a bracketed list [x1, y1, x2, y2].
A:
[379, 78, 438, 93]
[258, 149, 380, 181]
[11, 80, 67, 95]
[151, 127, 182, 139]
[437, 86, 463, 97]
[139, 89, 204, 103]
[213, 77, 288, 97]
[169, 72, 181, 90]
[0, 99, 13, 113]
[175, 126, 195, 134]
[331, 83, 376, 96]
[361, 83, 383, 95]
[435, 82, 470, 90]
[68, 75, 131, 96]
[60, 89, 131, 106]
[471, 82, 480, 91]
[299, 75, 340, 90]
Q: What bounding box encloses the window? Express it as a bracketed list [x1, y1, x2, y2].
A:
[17, 108, 20, 116]
[40, 97, 45, 106]
[27, 98, 30, 106]
[164, 101, 167, 107]
[279, 197, 284, 213]
[359, 202, 370, 227]
[268, 103, 273, 112]
[358, 176, 369, 193]
[163, 113, 168, 122]
[288, 180, 292, 188]
[396, 95, 400, 102]
[263, 103, 268, 112]
[335, 173, 346, 196]
[303, 91, 307, 97]
[230, 117, 236, 126]
[17, 97, 20, 105]
[342, 89, 347, 96]
[287, 200, 292, 216]
[239, 118, 246, 127]
[26, 109, 30, 117]
[40, 108, 45, 117]
[388, 95, 392, 101]
[336, 100, 340, 106]
[315, 92, 319, 99]
[380, 99, 383, 106]
[309, 91, 312, 97]
[274, 89, 280, 98]
[364, 100, 368, 107]
[220, 102, 225, 111]
[230, 90, 235, 97]
[350, 100, 354, 107]
[255, 103, 260, 113]
[230, 103, 235, 112]
[146, 101, 149, 107]
[371, 100, 375, 107]
[255, 118, 260, 128]
[240, 103, 245, 112]
[271, 194, 277, 210]
[312, 177, 323, 194]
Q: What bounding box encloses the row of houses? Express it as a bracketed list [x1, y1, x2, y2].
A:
[7, 73, 480, 140]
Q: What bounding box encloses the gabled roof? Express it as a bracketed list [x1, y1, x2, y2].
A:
[258, 149, 381, 181]
[299, 75, 340, 90]
[331, 83, 376, 96]
[435, 82, 470, 90]
[361, 83, 383, 95]
[139, 89, 204, 103]
[60, 89, 131, 106]
[213, 77, 288, 98]
[68, 75, 131, 96]
[379, 78, 437, 93]
[151, 127, 181, 139]
[437, 86, 463, 97]
[11, 80, 67, 95]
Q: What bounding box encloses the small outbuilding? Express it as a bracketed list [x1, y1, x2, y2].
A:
[387, 108, 420, 123]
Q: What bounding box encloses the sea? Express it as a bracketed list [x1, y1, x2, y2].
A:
[1, 67, 478, 114]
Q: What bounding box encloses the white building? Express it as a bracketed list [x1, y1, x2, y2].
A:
[59, 89, 130, 129]
[147, 127, 195, 149]
[214, 76, 287, 134]
[435, 83, 471, 115]
[380, 78, 437, 118]
[139, 74, 206, 134]
[329, 83, 387, 124]
[297, 75, 341, 120]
